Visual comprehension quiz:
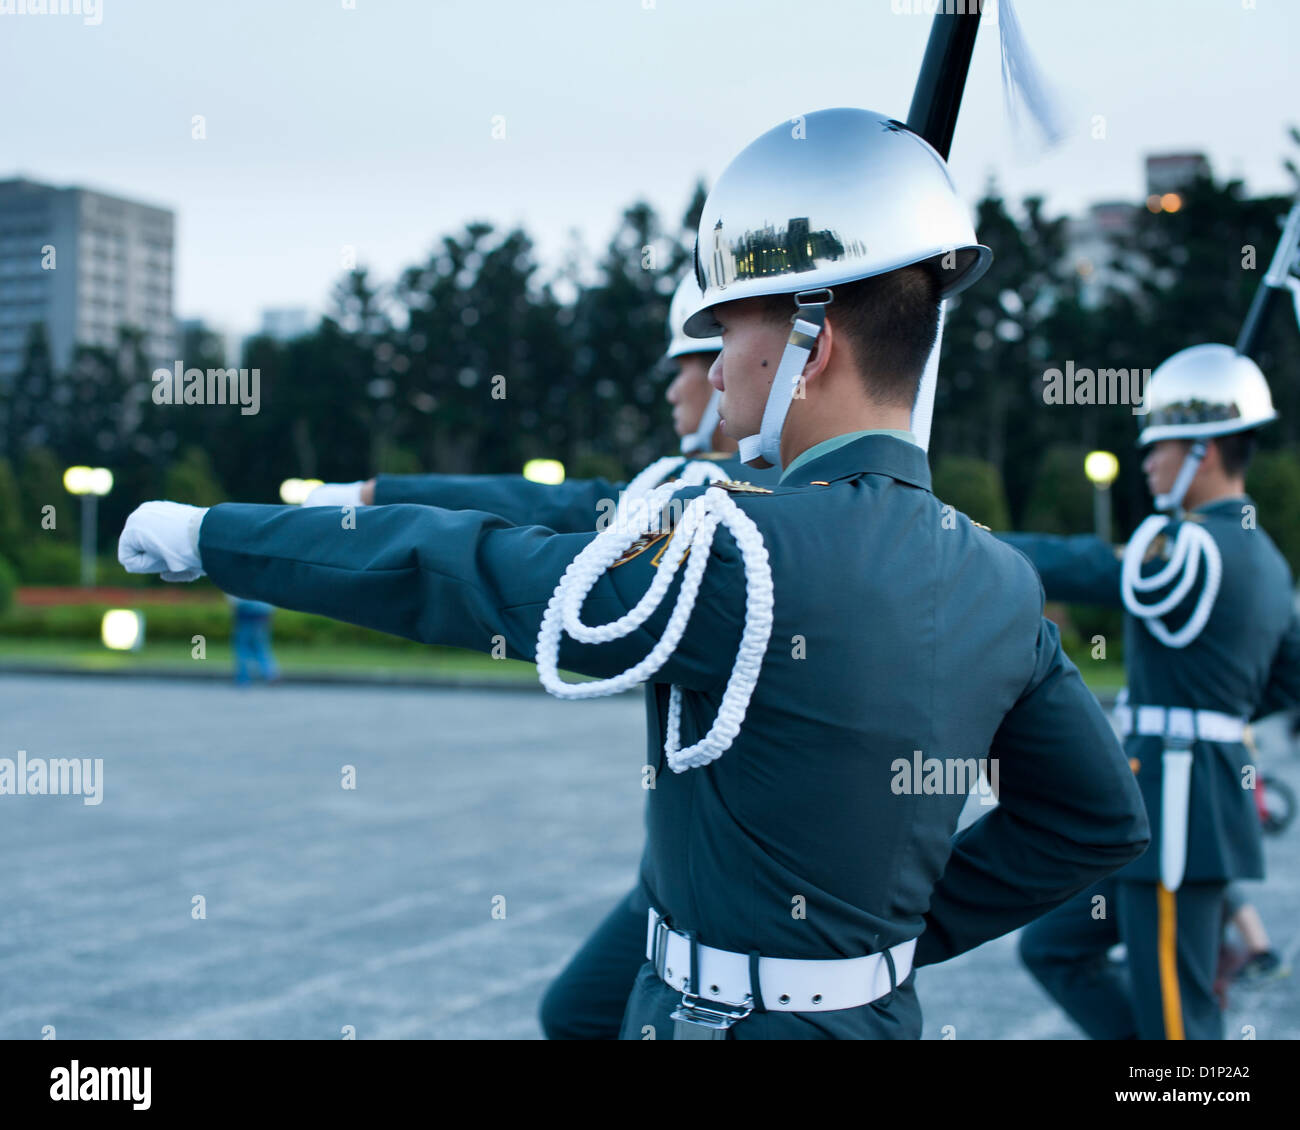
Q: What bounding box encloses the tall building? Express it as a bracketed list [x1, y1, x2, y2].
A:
[1065, 201, 1139, 308]
[0, 177, 176, 379]
[1145, 153, 1211, 198]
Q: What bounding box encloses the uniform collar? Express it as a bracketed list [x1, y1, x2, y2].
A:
[1192, 493, 1251, 516]
[777, 432, 931, 491]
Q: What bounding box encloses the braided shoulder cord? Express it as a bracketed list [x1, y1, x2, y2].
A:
[1120, 514, 1223, 648]
[536, 479, 774, 773]
[615, 457, 730, 526]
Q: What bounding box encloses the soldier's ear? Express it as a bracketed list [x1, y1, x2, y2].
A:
[800, 317, 835, 388]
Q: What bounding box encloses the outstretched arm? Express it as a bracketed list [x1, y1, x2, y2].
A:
[131, 499, 746, 691]
[369, 473, 624, 533]
[995, 532, 1124, 607]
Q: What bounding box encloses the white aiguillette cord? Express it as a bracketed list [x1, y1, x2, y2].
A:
[1122, 439, 1221, 649]
[616, 455, 730, 525]
[536, 479, 774, 773]
[1120, 513, 1222, 649]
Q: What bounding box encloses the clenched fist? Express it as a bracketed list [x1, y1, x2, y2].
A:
[118, 501, 208, 582]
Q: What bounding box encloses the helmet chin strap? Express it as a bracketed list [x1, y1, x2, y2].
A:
[737, 292, 946, 466]
[680, 388, 722, 455]
[1154, 439, 1207, 514]
[910, 300, 946, 452]
[737, 295, 829, 469]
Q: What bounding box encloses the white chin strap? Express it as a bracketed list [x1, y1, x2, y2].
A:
[1153, 440, 1207, 514]
[736, 294, 947, 465]
[910, 300, 946, 452]
[680, 389, 721, 455]
[737, 299, 828, 469]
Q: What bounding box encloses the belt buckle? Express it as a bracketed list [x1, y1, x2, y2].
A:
[651, 916, 672, 981]
[670, 994, 754, 1041]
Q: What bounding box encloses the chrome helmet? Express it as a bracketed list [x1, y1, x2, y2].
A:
[666, 274, 722, 359]
[1137, 344, 1277, 446]
[683, 107, 991, 338]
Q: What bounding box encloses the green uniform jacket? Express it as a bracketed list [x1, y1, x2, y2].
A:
[1000, 495, 1300, 882]
[372, 453, 775, 530]
[374, 453, 779, 924]
[198, 434, 1149, 1003]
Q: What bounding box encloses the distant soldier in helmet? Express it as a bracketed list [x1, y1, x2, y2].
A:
[1005, 343, 1300, 1040]
[310, 272, 780, 1040]
[301, 274, 769, 523]
[120, 108, 1148, 1039]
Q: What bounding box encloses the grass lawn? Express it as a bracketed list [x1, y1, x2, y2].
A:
[0, 637, 1126, 698]
[0, 637, 541, 683]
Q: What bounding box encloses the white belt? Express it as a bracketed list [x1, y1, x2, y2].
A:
[646, 908, 916, 1014]
[1113, 700, 1245, 743]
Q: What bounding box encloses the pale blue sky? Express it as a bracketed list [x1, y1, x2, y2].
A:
[2, 0, 1295, 333]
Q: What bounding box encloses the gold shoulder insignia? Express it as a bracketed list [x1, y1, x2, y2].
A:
[972, 520, 991, 531]
[1143, 533, 1168, 564]
[611, 529, 673, 568]
[715, 480, 773, 494]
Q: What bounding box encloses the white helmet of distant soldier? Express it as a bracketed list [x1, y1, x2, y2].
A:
[1137, 343, 1277, 446]
[682, 107, 991, 467]
[666, 274, 724, 455]
[666, 274, 721, 360]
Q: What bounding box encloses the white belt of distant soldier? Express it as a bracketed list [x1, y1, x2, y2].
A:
[1112, 689, 1246, 743]
[535, 470, 773, 773]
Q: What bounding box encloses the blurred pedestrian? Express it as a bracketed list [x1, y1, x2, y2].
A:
[227, 595, 279, 684]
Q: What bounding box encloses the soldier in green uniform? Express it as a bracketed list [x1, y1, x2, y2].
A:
[119, 108, 1149, 1040]
[1005, 344, 1300, 1040]
[305, 273, 777, 1040]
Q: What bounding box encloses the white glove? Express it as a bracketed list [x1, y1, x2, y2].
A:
[118, 501, 208, 582]
[303, 481, 364, 507]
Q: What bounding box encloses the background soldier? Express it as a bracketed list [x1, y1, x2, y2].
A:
[309, 273, 779, 1040]
[118, 108, 1149, 1040]
[1005, 344, 1300, 1039]
[302, 275, 772, 528]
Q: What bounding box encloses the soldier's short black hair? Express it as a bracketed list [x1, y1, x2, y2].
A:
[1214, 429, 1257, 477]
[759, 264, 942, 408]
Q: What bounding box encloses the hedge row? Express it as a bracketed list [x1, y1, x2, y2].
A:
[0, 601, 427, 650]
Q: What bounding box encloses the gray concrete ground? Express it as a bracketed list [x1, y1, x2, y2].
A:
[1, 674, 1296, 1039]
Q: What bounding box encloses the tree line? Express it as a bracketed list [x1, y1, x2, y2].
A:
[2, 170, 1299, 596]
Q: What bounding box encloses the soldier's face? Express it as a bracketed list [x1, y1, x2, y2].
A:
[1142, 439, 1191, 497]
[665, 354, 716, 438]
[708, 299, 789, 440]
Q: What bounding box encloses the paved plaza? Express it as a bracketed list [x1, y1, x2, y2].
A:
[1, 675, 1295, 1039]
